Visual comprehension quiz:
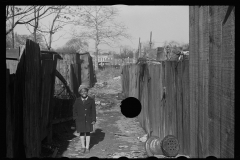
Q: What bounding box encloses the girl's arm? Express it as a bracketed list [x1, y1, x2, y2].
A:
[92, 99, 96, 122]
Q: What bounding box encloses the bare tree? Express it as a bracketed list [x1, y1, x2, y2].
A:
[6, 6, 55, 36]
[71, 6, 130, 70]
[39, 6, 76, 50]
[11, 6, 15, 48]
[24, 6, 59, 43]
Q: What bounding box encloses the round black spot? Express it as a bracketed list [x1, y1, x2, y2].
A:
[177, 156, 188, 159]
[120, 97, 142, 118]
[206, 156, 217, 159]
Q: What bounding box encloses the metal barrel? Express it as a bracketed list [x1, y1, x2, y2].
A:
[145, 136, 163, 156]
[161, 135, 180, 157]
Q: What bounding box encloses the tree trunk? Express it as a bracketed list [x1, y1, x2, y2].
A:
[33, 6, 39, 43]
[48, 33, 53, 51]
[33, 7, 37, 42]
[11, 6, 15, 48]
[94, 42, 99, 71]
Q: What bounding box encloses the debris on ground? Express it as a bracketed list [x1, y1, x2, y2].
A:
[95, 82, 108, 88]
[118, 145, 128, 148]
[95, 101, 101, 105]
[113, 76, 121, 80]
[137, 134, 148, 142]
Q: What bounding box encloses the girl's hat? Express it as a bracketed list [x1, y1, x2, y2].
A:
[78, 84, 89, 92]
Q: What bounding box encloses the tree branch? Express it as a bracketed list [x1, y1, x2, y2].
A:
[6, 6, 35, 21]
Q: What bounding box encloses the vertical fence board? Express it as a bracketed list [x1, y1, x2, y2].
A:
[47, 55, 58, 143]
[164, 62, 169, 137]
[6, 69, 13, 157]
[152, 64, 162, 137]
[189, 6, 199, 158]
[159, 63, 165, 140]
[135, 65, 140, 99]
[198, 6, 205, 158]
[220, 6, 235, 158]
[40, 59, 54, 141]
[129, 65, 134, 97]
[165, 62, 177, 136]
[176, 61, 183, 155]
[143, 65, 150, 135]
[182, 60, 190, 156]
[208, 6, 222, 158]
[69, 63, 81, 96]
[137, 64, 144, 127]
[172, 63, 177, 137]
[197, 6, 211, 158]
[89, 55, 97, 87]
[13, 49, 26, 158]
[148, 64, 154, 136]
[24, 39, 41, 157]
[80, 53, 90, 87]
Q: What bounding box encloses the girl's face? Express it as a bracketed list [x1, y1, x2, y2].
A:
[80, 88, 88, 98]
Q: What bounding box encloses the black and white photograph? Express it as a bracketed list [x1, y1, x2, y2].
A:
[6, 5, 234, 158]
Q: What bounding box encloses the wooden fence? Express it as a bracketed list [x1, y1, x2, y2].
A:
[6, 40, 61, 158]
[189, 6, 234, 158]
[122, 59, 190, 156]
[122, 5, 234, 158]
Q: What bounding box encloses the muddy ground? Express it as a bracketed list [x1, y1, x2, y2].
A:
[40, 69, 148, 158]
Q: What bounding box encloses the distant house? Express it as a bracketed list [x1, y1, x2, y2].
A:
[92, 53, 114, 66]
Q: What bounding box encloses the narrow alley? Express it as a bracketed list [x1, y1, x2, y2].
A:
[52, 75, 148, 158]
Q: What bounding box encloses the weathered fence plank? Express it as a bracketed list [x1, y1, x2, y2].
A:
[12, 48, 26, 158]
[69, 63, 81, 96]
[88, 55, 97, 87]
[208, 6, 222, 158]
[197, 6, 210, 158]
[159, 63, 165, 140]
[47, 55, 58, 143]
[6, 69, 13, 157]
[182, 60, 190, 156]
[148, 64, 155, 136]
[189, 6, 199, 158]
[176, 61, 183, 155]
[40, 58, 54, 141]
[23, 39, 41, 157]
[220, 6, 234, 158]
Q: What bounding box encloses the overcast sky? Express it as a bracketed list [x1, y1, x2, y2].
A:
[14, 5, 189, 53]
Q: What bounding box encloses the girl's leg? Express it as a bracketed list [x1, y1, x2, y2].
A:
[85, 132, 91, 150]
[80, 132, 86, 148]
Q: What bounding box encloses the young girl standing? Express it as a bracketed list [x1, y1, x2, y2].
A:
[73, 84, 96, 153]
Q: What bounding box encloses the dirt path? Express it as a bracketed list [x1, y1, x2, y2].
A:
[54, 77, 148, 158]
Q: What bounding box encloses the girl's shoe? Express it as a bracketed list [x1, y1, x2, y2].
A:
[85, 148, 90, 153]
[80, 148, 85, 153]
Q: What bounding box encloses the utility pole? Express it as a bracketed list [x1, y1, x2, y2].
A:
[149, 31, 152, 49]
[138, 37, 141, 58]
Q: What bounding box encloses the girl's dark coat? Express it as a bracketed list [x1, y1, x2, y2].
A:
[73, 96, 96, 133]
